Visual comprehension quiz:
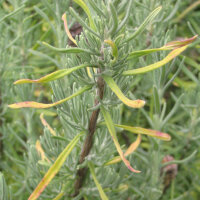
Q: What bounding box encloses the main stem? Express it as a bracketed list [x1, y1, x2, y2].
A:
[73, 70, 105, 197]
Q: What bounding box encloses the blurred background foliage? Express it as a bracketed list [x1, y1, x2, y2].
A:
[0, 0, 200, 199]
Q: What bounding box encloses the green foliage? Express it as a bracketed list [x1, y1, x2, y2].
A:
[0, 0, 200, 200]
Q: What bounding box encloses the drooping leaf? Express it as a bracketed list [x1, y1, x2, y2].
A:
[88, 162, 109, 200]
[114, 124, 171, 141]
[123, 46, 187, 76]
[102, 75, 145, 108]
[105, 134, 141, 166]
[28, 131, 84, 200]
[8, 85, 91, 109]
[101, 106, 140, 173]
[14, 64, 88, 84]
[62, 13, 77, 46]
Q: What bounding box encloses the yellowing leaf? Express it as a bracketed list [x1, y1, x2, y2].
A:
[40, 113, 56, 136]
[28, 131, 84, 200]
[123, 46, 187, 76]
[14, 64, 88, 84]
[101, 106, 140, 173]
[62, 13, 77, 46]
[104, 39, 118, 63]
[88, 162, 109, 200]
[115, 124, 171, 141]
[36, 140, 50, 163]
[9, 85, 91, 109]
[105, 134, 141, 166]
[73, 0, 96, 30]
[102, 75, 145, 108]
[127, 35, 197, 60]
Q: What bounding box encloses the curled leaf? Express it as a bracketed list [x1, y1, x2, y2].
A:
[105, 134, 141, 166]
[8, 85, 91, 109]
[101, 106, 140, 173]
[104, 39, 118, 63]
[102, 75, 145, 108]
[62, 13, 77, 46]
[115, 124, 171, 141]
[28, 131, 84, 200]
[123, 46, 187, 76]
[14, 64, 88, 84]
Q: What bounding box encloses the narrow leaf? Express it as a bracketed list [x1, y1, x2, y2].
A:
[8, 85, 91, 109]
[127, 36, 197, 60]
[88, 162, 109, 200]
[40, 41, 96, 54]
[14, 64, 88, 84]
[125, 6, 162, 43]
[73, 0, 96, 30]
[40, 113, 56, 136]
[102, 75, 145, 108]
[28, 131, 84, 200]
[123, 46, 187, 76]
[62, 13, 77, 46]
[105, 134, 141, 166]
[36, 140, 50, 162]
[114, 124, 171, 141]
[109, 2, 118, 36]
[101, 106, 140, 173]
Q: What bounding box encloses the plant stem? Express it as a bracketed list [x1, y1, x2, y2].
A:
[73, 69, 105, 197]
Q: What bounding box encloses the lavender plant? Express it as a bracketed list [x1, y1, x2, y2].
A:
[1, 0, 198, 199]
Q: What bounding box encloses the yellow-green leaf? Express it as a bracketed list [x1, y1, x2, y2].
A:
[102, 75, 145, 108]
[115, 124, 171, 141]
[105, 134, 141, 166]
[28, 131, 84, 200]
[8, 85, 91, 109]
[62, 13, 77, 46]
[73, 0, 96, 30]
[104, 39, 118, 63]
[127, 36, 197, 60]
[88, 162, 109, 200]
[101, 106, 140, 173]
[14, 64, 88, 84]
[123, 46, 187, 76]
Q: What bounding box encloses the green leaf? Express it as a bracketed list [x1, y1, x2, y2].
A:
[102, 75, 145, 108]
[123, 46, 187, 76]
[125, 6, 162, 43]
[101, 106, 140, 173]
[114, 124, 171, 141]
[73, 0, 96, 31]
[88, 162, 109, 200]
[28, 131, 84, 200]
[109, 2, 118, 36]
[40, 41, 97, 54]
[14, 64, 88, 84]
[8, 85, 91, 109]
